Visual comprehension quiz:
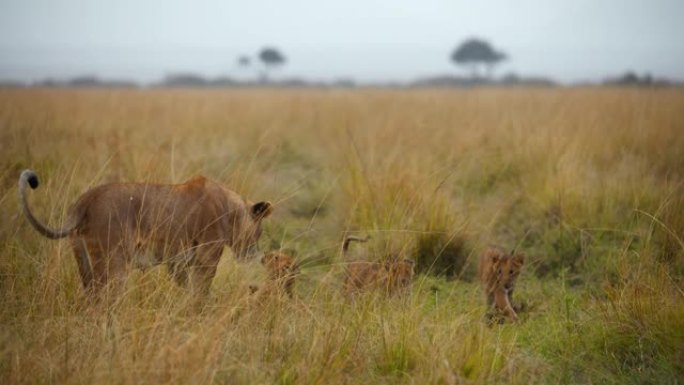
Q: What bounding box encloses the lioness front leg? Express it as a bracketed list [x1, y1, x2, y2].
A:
[168, 260, 190, 288]
[187, 264, 217, 298]
[166, 245, 199, 289]
[187, 246, 221, 297]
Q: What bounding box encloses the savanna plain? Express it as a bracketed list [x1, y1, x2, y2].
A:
[0, 88, 683, 384]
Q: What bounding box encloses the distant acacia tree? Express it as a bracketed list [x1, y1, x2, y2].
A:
[236, 55, 253, 81]
[258, 47, 286, 83]
[237, 55, 251, 67]
[451, 38, 507, 79]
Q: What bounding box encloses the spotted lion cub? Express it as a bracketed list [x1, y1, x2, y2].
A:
[478, 246, 524, 323]
[250, 251, 299, 299]
[343, 236, 415, 295]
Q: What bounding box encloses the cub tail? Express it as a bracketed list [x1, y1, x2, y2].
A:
[342, 235, 370, 259]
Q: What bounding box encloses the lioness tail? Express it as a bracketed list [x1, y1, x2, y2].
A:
[18, 169, 76, 239]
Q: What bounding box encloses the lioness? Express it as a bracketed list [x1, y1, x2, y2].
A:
[19, 169, 273, 296]
[478, 245, 524, 322]
[342, 235, 415, 295]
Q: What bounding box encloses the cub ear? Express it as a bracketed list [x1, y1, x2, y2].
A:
[261, 251, 276, 264]
[251, 201, 273, 220]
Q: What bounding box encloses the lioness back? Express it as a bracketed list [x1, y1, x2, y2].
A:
[74, 177, 231, 254]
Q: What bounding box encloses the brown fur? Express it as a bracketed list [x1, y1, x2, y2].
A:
[478, 245, 524, 322]
[385, 258, 415, 293]
[342, 235, 415, 295]
[18, 169, 273, 296]
[254, 251, 299, 298]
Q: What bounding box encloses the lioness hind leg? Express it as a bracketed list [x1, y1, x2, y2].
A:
[88, 244, 128, 298]
[70, 237, 94, 291]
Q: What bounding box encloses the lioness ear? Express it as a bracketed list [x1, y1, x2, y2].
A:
[251, 201, 273, 220]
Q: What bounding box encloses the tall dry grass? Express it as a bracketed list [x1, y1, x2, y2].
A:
[0, 87, 683, 384]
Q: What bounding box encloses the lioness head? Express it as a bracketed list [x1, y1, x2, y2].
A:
[232, 201, 273, 260]
[491, 253, 524, 292]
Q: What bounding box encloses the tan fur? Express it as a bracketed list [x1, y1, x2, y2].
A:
[254, 251, 299, 298]
[478, 245, 524, 322]
[18, 169, 273, 296]
[385, 258, 415, 293]
[342, 235, 415, 295]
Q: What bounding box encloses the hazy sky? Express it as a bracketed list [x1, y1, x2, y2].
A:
[1, 0, 683, 83]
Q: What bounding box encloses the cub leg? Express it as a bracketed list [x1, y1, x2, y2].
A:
[507, 288, 522, 313]
[493, 289, 519, 322]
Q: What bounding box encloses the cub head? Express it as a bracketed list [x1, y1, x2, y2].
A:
[386, 258, 415, 290]
[261, 251, 299, 281]
[491, 253, 524, 292]
[233, 201, 273, 260]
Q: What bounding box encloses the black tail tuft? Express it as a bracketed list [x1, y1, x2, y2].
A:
[18, 169, 75, 240]
[27, 173, 39, 189]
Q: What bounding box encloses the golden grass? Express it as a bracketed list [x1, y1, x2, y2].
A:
[1, 87, 683, 384]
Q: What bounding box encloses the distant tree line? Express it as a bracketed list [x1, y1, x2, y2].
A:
[237, 47, 287, 83]
[31, 76, 138, 88]
[1, 40, 678, 89]
[603, 71, 665, 86]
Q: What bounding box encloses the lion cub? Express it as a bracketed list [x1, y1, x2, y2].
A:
[343, 236, 415, 295]
[250, 251, 299, 299]
[478, 246, 524, 323]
